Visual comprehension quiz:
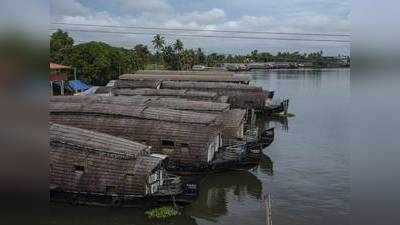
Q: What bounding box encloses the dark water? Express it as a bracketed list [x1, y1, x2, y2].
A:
[49, 69, 350, 225]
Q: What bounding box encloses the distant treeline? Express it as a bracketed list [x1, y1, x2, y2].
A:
[50, 29, 350, 85]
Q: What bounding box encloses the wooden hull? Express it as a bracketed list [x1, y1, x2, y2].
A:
[50, 184, 199, 207]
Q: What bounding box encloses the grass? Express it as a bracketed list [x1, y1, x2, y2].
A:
[144, 206, 181, 219]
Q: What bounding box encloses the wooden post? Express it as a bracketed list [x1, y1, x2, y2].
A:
[265, 193, 272, 225]
[61, 80, 65, 96]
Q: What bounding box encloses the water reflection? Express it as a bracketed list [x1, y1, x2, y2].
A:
[246, 69, 323, 80]
[256, 153, 274, 176]
[248, 69, 324, 90]
[186, 170, 264, 221]
[49, 203, 199, 225]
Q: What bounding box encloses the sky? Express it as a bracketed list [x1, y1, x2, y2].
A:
[50, 0, 350, 55]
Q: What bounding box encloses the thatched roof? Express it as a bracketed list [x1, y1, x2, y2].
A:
[114, 79, 161, 89]
[223, 109, 247, 126]
[119, 74, 250, 83]
[50, 63, 71, 70]
[161, 81, 263, 91]
[49, 101, 221, 125]
[49, 122, 150, 158]
[113, 88, 219, 99]
[131, 154, 165, 175]
[51, 95, 230, 112]
[134, 70, 234, 76]
[94, 86, 113, 94]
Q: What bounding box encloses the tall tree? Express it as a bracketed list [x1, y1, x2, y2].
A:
[173, 39, 184, 70]
[173, 39, 184, 53]
[152, 34, 165, 69]
[133, 44, 150, 70]
[50, 29, 74, 63]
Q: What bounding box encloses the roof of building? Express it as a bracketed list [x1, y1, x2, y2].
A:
[50, 63, 71, 70]
[49, 101, 221, 125]
[49, 122, 149, 157]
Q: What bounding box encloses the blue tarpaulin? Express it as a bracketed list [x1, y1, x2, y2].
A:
[68, 80, 90, 92]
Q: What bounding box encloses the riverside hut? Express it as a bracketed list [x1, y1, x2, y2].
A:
[49, 102, 224, 172]
[49, 123, 194, 206]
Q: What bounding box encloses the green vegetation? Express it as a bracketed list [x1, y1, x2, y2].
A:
[144, 206, 181, 219]
[50, 29, 350, 86]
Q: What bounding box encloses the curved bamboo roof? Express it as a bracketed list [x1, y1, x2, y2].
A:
[51, 95, 230, 112]
[131, 155, 164, 175]
[49, 122, 149, 158]
[115, 79, 161, 89]
[134, 70, 234, 76]
[119, 74, 250, 83]
[49, 102, 221, 125]
[114, 88, 218, 98]
[161, 81, 263, 91]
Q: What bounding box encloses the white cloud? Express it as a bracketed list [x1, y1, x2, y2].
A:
[50, 0, 89, 17]
[179, 8, 226, 25]
[117, 0, 173, 14]
[50, 0, 350, 55]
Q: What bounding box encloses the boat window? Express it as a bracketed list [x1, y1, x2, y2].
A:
[74, 165, 84, 172]
[161, 140, 175, 147]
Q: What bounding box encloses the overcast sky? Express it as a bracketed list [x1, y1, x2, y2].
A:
[50, 0, 350, 55]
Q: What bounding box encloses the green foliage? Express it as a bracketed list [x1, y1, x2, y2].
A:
[50, 29, 74, 63]
[162, 45, 180, 70]
[134, 44, 150, 70]
[145, 206, 181, 219]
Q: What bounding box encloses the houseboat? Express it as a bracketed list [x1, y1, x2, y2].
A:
[160, 81, 268, 110]
[112, 88, 227, 102]
[119, 74, 250, 84]
[50, 95, 274, 150]
[133, 70, 235, 76]
[49, 123, 198, 207]
[49, 101, 252, 175]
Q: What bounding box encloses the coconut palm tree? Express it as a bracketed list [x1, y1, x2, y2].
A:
[173, 39, 184, 53]
[152, 34, 165, 69]
[173, 39, 184, 70]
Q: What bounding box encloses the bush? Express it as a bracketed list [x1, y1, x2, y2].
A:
[144, 206, 181, 219]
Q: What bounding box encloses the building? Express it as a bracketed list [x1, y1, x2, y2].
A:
[49, 63, 71, 96]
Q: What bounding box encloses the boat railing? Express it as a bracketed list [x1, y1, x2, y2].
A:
[153, 174, 183, 196]
[245, 128, 259, 143]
